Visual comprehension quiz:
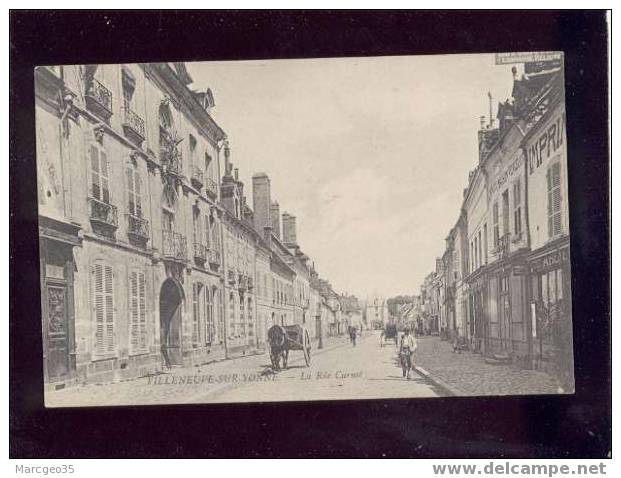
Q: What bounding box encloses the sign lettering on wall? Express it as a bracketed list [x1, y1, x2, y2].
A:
[495, 52, 563, 65]
[527, 112, 566, 175]
[489, 151, 523, 197]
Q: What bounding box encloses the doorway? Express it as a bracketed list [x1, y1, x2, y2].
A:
[160, 278, 183, 366]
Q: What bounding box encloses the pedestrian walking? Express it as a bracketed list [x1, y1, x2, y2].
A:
[349, 326, 357, 347]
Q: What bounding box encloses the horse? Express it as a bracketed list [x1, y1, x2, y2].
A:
[267, 324, 289, 370]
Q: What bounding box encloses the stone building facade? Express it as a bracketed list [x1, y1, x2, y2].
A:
[37, 62, 345, 389]
[37, 62, 227, 389]
[420, 57, 572, 388]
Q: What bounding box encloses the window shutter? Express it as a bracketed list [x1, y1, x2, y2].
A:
[104, 264, 114, 353]
[139, 272, 146, 350]
[91, 145, 101, 200]
[100, 150, 110, 204]
[127, 167, 135, 215]
[547, 164, 563, 238]
[192, 283, 200, 345]
[135, 173, 142, 217]
[552, 163, 562, 235]
[93, 262, 104, 354]
[130, 271, 138, 352]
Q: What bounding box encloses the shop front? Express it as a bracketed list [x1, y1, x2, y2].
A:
[527, 236, 573, 388]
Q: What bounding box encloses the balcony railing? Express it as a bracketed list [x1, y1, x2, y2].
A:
[493, 234, 510, 259]
[122, 107, 145, 145]
[191, 166, 205, 189]
[205, 177, 218, 199]
[88, 197, 118, 229]
[162, 231, 187, 261]
[85, 78, 113, 121]
[209, 248, 222, 268]
[160, 139, 183, 177]
[238, 275, 248, 291]
[193, 242, 208, 263]
[127, 214, 149, 243]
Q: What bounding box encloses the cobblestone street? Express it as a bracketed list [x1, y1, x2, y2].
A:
[413, 336, 563, 396]
[46, 332, 442, 407]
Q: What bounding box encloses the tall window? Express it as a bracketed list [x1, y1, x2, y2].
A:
[229, 292, 236, 336]
[478, 231, 482, 269]
[90, 144, 110, 203]
[204, 215, 211, 248]
[193, 209, 201, 245]
[189, 134, 197, 166]
[92, 260, 115, 355]
[121, 67, 136, 112]
[547, 162, 562, 238]
[192, 283, 202, 346]
[217, 288, 224, 344]
[126, 164, 142, 217]
[247, 298, 254, 339]
[204, 287, 214, 345]
[502, 189, 510, 238]
[205, 153, 213, 179]
[513, 179, 522, 236]
[483, 223, 488, 265]
[129, 270, 147, 353]
[492, 202, 499, 247]
[239, 294, 246, 337]
[474, 235, 479, 269]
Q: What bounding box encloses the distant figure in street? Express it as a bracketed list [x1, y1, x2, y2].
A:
[399, 328, 418, 379]
[349, 326, 357, 347]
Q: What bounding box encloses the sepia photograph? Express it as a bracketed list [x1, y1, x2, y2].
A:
[35, 52, 575, 407]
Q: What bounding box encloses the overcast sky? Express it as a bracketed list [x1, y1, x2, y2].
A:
[187, 54, 516, 300]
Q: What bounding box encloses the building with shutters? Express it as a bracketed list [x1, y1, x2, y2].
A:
[518, 66, 572, 388]
[36, 62, 227, 389]
[422, 59, 572, 389]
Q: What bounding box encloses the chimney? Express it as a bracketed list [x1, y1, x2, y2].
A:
[252, 173, 271, 233]
[270, 201, 281, 239]
[282, 213, 297, 245]
[223, 141, 232, 177]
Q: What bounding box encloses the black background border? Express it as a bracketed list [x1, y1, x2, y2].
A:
[9, 10, 611, 458]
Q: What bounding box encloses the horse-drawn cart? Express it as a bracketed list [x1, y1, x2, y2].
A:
[267, 324, 312, 370]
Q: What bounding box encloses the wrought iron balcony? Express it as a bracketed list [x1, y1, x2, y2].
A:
[122, 107, 145, 145]
[127, 214, 149, 244]
[191, 166, 205, 189]
[193, 242, 208, 263]
[88, 197, 118, 231]
[209, 248, 221, 268]
[205, 177, 218, 200]
[85, 78, 113, 121]
[160, 139, 183, 177]
[493, 234, 510, 259]
[162, 231, 187, 262]
[238, 275, 248, 292]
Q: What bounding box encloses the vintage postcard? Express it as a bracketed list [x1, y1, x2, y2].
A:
[36, 53, 574, 407]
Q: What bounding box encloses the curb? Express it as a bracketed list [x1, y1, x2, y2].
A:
[413, 365, 462, 397]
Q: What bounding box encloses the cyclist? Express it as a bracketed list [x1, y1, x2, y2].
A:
[400, 328, 417, 379]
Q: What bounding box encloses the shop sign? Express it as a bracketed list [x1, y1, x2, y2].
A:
[495, 52, 563, 65]
[489, 151, 523, 196]
[527, 111, 566, 175]
[531, 247, 569, 272]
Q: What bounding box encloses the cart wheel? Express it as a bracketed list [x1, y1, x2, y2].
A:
[270, 349, 280, 370]
[303, 330, 311, 366]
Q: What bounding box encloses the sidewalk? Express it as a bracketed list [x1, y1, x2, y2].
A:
[413, 336, 563, 396]
[45, 334, 352, 407]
